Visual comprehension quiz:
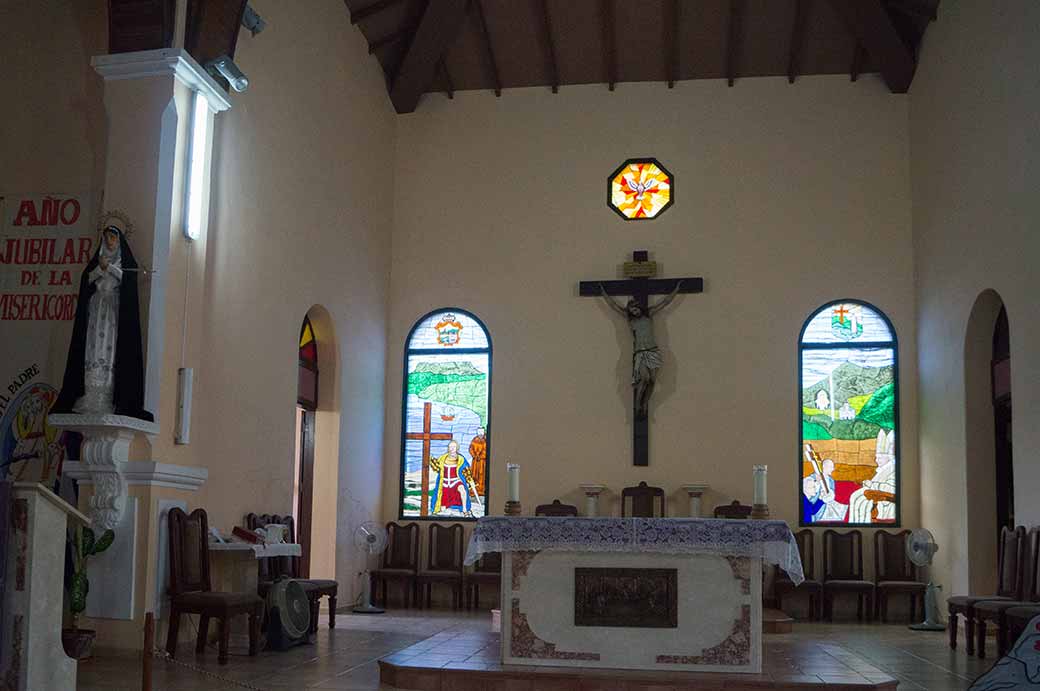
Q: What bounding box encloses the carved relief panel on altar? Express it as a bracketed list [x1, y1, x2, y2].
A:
[574, 568, 678, 628]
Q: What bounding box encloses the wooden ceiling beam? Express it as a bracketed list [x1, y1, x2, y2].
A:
[726, 0, 743, 87]
[368, 25, 414, 54]
[829, 0, 916, 93]
[787, 0, 810, 84]
[388, 0, 468, 113]
[349, 0, 408, 25]
[603, 0, 617, 91]
[473, 0, 502, 97]
[439, 59, 454, 99]
[668, 0, 680, 88]
[849, 41, 865, 81]
[540, 0, 560, 93]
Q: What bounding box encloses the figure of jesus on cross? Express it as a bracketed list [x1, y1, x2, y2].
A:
[579, 251, 703, 466]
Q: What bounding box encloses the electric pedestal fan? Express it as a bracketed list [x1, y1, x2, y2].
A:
[353, 521, 388, 614]
[906, 528, 946, 631]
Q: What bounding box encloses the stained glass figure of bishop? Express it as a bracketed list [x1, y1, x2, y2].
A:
[429, 440, 477, 516]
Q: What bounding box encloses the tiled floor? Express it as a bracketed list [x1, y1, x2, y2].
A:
[77, 611, 994, 690]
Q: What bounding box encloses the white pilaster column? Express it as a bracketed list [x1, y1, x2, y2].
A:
[681, 483, 709, 518]
[579, 484, 606, 517]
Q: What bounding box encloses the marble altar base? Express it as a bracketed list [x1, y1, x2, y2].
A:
[501, 550, 762, 674]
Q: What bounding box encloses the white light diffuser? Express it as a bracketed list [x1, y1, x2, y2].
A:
[184, 91, 209, 240]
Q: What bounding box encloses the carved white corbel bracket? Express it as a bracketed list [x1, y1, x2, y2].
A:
[49, 414, 160, 530]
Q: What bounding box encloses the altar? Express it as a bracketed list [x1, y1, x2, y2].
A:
[465, 516, 803, 675]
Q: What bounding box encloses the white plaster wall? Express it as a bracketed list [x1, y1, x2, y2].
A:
[386, 76, 918, 545]
[910, 0, 1040, 596]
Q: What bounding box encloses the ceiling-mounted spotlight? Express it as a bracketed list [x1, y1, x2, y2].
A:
[241, 5, 266, 36]
[206, 55, 249, 92]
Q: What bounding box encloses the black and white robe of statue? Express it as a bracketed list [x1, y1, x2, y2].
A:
[53, 227, 153, 422]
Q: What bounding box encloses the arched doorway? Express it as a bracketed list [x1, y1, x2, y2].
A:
[964, 290, 1011, 594]
[295, 315, 319, 576]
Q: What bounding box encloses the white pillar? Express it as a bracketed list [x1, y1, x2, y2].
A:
[681, 484, 709, 518]
[580, 485, 606, 517]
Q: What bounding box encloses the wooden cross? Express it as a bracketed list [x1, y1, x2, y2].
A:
[407, 402, 453, 516]
[579, 250, 703, 466]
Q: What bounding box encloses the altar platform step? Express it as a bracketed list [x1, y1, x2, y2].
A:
[379, 631, 898, 690]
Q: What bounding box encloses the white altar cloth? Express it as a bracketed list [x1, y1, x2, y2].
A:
[465, 516, 804, 584]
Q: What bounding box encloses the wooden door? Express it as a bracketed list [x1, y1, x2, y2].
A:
[992, 306, 1013, 538]
[296, 409, 315, 578]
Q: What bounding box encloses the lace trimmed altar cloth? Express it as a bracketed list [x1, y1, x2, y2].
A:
[465, 516, 804, 584]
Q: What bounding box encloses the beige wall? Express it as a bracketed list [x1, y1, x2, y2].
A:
[910, 0, 1040, 596]
[386, 76, 918, 542]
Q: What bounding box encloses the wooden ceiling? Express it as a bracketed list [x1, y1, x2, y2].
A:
[344, 0, 938, 114]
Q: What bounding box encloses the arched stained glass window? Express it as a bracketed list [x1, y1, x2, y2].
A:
[400, 309, 491, 520]
[799, 301, 898, 526]
[298, 316, 318, 410]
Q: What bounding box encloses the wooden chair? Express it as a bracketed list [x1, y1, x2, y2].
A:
[621, 482, 665, 517]
[1004, 605, 1040, 650]
[165, 508, 263, 665]
[775, 529, 822, 620]
[975, 527, 1040, 658]
[874, 530, 926, 623]
[535, 499, 579, 516]
[371, 522, 420, 608]
[822, 530, 873, 621]
[418, 523, 465, 609]
[714, 500, 753, 519]
[948, 525, 1027, 655]
[245, 512, 338, 633]
[466, 551, 501, 610]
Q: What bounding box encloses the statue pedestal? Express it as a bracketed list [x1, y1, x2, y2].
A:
[681, 483, 710, 518]
[2, 483, 90, 691]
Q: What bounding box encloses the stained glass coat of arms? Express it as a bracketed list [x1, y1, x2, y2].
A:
[608, 158, 674, 220]
[401, 309, 490, 520]
[799, 301, 898, 526]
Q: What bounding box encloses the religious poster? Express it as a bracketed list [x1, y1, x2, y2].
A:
[400, 309, 490, 519]
[799, 301, 898, 526]
[0, 193, 93, 486]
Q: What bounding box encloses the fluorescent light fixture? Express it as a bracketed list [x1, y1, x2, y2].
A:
[184, 91, 209, 241]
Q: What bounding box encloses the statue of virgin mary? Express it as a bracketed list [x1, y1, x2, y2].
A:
[53, 226, 152, 421]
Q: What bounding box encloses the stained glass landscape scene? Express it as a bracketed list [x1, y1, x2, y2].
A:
[402, 311, 490, 519]
[800, 303, 897, 526]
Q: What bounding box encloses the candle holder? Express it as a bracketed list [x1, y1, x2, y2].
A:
[504, 501, 522, 516]
[750, 503, 770, 520]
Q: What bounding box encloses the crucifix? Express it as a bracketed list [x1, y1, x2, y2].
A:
[407, 401, 453, 516]
[579, 250, 703, 466]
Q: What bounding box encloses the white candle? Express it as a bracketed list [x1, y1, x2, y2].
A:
[753, 465, 768, 505]
[507, 463, 520, 502]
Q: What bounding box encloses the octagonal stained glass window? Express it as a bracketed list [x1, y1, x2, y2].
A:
[608, 158, 674, 220]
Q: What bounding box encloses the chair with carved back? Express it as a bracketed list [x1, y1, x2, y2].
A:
[245, 513, 338, 633]
[166, 508, 263, 665]
[418, 523, 465, 609]
[371, 522, 420, 608]
[535, 499, 579, 516]
[466, 551, 501, 610]
[822, 529, 874, 621]
[621, 482, 665, 518]
[874, 529, 925, 623]
[948, 525, 1027, 655]
[1004, 605, 1040, 651]
[775, 529, 822, 620]
[975, 527, 1040, 658]
[714, 500, 753, 520]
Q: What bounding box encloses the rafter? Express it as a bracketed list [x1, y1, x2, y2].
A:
[439, 58, 454, 99]
[726, 0, 742, 87]
[787, 0, 810, 84]
[349, 0, 408, 25]
[602, 0, 617, 91]
[849, 41, 865, 81]
[473, 0, 502, 97]
[389, 0, 468, 114]
[829, 0, 916, 93]
[540, 0, 560, 93]
[668, 0, 680, 88]
[368, 25, 414, 54]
